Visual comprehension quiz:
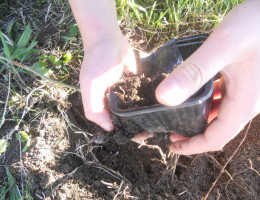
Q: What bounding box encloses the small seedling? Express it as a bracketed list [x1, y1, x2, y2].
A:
[0, 139, 10, 155]
[68, 23, 79, 38]
[33, 61, 53, 76]
[61, 23, 79, 41]
[61, 52, 72, 64]
[16, 131, 31, 152]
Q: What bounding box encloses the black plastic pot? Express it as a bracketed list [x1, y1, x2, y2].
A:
[109, 34, 213, 137]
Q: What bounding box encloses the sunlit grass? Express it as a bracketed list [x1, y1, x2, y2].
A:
[116, 0, 244, 43]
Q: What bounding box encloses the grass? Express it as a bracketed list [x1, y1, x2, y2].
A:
[0, 0, 245, 199]
[116, 0, 244, 47]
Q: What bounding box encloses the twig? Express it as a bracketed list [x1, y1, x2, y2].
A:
[138, 143, 167, 165]
[113, 180, 125, 200]
[170, 153, 180, 182]
[18, 132, 24, 196]
[0, 56, 80, 91]
[93, 162, 130, 184]
[8, 62, 26, 86]
[6, 85, 47, 139]
[224, 179, 232, 200]
[207, 154, 233, 180]
[18, 86, 47, 127]
[44, 3, 52, 23]
[67, 143, 131, 184]
[0, 70, 11, 129]
[1, 32, 13, 46]
[248, 159, 260, 176]
[35, 194, 44, 200]
[203, 120, 252, 200]
[53, 166, 80, 192]
[156, 153, 179, 185]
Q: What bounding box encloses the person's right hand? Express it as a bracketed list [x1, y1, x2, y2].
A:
[155, 0, 260, 155]
[80, 36, 136, 131]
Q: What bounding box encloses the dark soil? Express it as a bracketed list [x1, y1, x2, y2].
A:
[21, 108, 260, 200]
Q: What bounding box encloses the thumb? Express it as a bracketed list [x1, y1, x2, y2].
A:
[155, 61, 212, 106]
[155, 34, 230, 106]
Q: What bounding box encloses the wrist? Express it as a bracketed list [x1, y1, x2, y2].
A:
[69, 0, 123, 48]
[83, 32, 126, 51]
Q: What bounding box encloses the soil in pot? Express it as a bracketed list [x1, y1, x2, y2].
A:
[112, 72, 169, 109]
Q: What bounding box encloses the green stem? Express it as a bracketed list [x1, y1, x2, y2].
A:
[0, 55, 80, 91]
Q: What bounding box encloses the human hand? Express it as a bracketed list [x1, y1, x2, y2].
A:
[80, 36, 136, 131]
[155, 0, 260, 155]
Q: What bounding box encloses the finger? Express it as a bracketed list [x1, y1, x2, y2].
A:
[169, 94, 252, 155]
[85, 110, 113, 132]
[80, 61, 123, 132]
[170, 133, 188, 142]
[155, 31, 233, 106]
[132, 131, 154, 143]
[170, 80, 223, 144]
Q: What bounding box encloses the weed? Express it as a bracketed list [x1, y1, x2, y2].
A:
[1, 24, 38, 63]
[0, 181, 8, 200]
[0, 139, 9, 155]
[16, 131, 31, 153]
[116, 0, 244, 46]
[23, 181, 34, 200]
[5, 166, 22, 200]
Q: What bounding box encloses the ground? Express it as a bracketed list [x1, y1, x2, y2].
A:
[0, 0, 259, 200]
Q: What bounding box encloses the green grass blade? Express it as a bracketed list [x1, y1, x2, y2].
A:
[0, 31, 11, 59]
[17, 24, 31, 48]
[0, 183, 9, 200]
[7, 20, 15, 39]
[127, 0, 147, 23]
[5, 166, 22, 200]
[13, 48, 29, 59]
[128, 2, 141, 22]
[148, 1, 156, 25]
[128, 0, 147, 14]
[5, 166, 16, 189]
[156, 9, 170, 26]
[20, 48, 37, 63]
[13, 41, 38, 60]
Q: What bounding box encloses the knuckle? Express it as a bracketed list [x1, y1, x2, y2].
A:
[182, 62, 204, 89]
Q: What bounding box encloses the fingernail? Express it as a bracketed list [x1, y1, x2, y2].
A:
[101, 123, 113, 132]
[157, 81, 186, 106]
